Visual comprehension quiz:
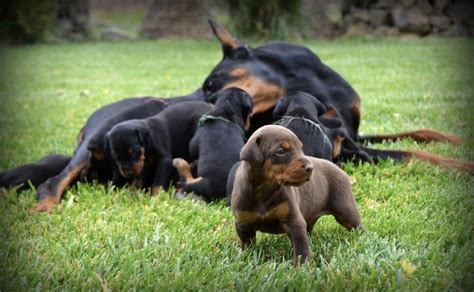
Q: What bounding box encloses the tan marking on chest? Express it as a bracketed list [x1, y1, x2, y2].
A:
[234, 202, 290, 225]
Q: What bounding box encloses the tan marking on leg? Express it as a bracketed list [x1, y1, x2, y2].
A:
[33, 163, 88, 213]
[172, 158, 195, 183]
[76, 128, 85, 147]
[187, 177, 203, 184]
[332, 136, 345, 159]
[32, 196, 60, 213]
[409, 150, 474, 173]
[56, 163, 88, 197]
[366, 129, 464, 144]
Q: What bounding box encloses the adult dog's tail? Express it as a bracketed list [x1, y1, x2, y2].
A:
[361, 146, 474, 174]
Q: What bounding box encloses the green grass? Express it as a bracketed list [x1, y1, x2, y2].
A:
[0, 38, 473, 290]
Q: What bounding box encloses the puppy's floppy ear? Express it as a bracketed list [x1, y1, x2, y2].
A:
[135, 127, 150, 149]
[311, 97, 327, 117]
[240, 135, 263, 165]
[241, 93, 253, 118]
[273, 96, 288, 119]
[88, 134, 106, 161]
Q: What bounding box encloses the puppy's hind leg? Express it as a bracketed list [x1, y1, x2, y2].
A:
[172, 158, 217, 200]
[332, 195, 365, 232]
[172, 158, 201, 184]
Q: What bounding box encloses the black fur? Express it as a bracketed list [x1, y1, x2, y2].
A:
[273, 92, 332, 160]
[34, 89, 205, 211]
[0, 154, 71, 192]
[174, 88, 252, 201]
[105, 101, 213, 190]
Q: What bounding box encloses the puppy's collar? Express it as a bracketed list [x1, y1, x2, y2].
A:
[274, 116, 332, 149]
[197, 114, 246, 139]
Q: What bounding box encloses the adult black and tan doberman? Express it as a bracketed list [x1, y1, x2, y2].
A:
[203, 20, 473, 172]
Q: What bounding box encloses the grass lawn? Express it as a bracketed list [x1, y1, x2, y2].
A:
[0, 38, 473, 290]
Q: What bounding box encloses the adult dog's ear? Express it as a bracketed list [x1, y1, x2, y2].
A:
[240, 135, 263, 165]
[208, 19, 249, 60]
[273, 96, 288, 119]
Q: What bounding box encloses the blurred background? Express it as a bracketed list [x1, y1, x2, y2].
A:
[1, 0, 473, 44]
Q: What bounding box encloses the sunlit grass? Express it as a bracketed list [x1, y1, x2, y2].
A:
[0, 38, 473, 290]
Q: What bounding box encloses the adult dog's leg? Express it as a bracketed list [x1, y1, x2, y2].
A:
[358, 129, 463, 144]
[361, 146, 474, 174]
[34, 151, 89, 212]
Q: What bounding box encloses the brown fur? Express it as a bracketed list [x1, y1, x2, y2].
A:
[33, 163, 87, 212]
[408, 150, 474, 173]
[224, 68, 285, 115]
[332, 135, 345, 159]
[361, 128, 464, 144]
[231, 125, 363, 265]
[76, 128, 85, 147]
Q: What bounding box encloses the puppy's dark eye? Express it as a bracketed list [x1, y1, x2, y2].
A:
[275, 148, 286, 156]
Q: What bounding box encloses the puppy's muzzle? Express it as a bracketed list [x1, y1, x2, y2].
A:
[118, 164, 141, 178]
[284, 156, 313, 186]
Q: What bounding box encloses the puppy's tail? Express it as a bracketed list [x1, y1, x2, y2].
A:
[361, 146, 474, 174]
[357, 128, 464, 145]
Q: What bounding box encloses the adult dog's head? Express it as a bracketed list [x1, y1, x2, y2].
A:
[240, 125, 313, 186]
[203, 20, 285, 114]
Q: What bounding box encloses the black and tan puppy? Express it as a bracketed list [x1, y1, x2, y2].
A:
[84, 98, 170, 182]
[172, 88, 252, 201]
[105, 101, 213, 192]
[34, 89, 205, 212]
[0, 154, 71, 192]
[273, 91, 372, 164]
[273, 91, 333, 160]
[230, 125, 363, 265]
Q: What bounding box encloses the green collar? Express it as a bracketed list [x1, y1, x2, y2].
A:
[197, 114, 246, 139]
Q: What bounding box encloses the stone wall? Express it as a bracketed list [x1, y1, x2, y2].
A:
[302, 0, 474, 38]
